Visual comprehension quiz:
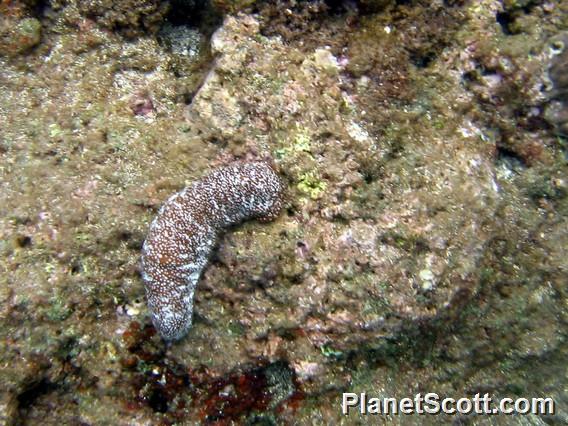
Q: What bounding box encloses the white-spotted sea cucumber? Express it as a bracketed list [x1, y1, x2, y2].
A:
[141, 161, 285, 340]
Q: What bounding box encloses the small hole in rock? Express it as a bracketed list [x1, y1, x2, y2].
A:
[70, 261, 83, 275]
[496, 11, 514, 35]
[15, 235, 32, 248]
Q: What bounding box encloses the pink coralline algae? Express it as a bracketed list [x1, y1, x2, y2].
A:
[141, 162, 285, 340]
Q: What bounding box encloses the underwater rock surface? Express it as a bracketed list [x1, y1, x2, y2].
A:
[0, 0, 566, 424]
[544, 32, 568, 136]
[184, 12, 500, 358]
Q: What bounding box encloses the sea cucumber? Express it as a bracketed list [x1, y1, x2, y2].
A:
[141, 161, 285, 340]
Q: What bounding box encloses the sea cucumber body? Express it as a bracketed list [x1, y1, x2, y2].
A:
[141, 162, 285, 340]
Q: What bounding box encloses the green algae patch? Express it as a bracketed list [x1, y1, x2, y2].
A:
[275, 126, 314, 160]
[296, 171, 327, 200]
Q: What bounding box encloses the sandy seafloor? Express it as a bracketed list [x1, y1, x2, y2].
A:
[0, 0, 567, 424]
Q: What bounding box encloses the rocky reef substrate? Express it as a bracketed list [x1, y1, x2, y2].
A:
[0, 0, 566, 424]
